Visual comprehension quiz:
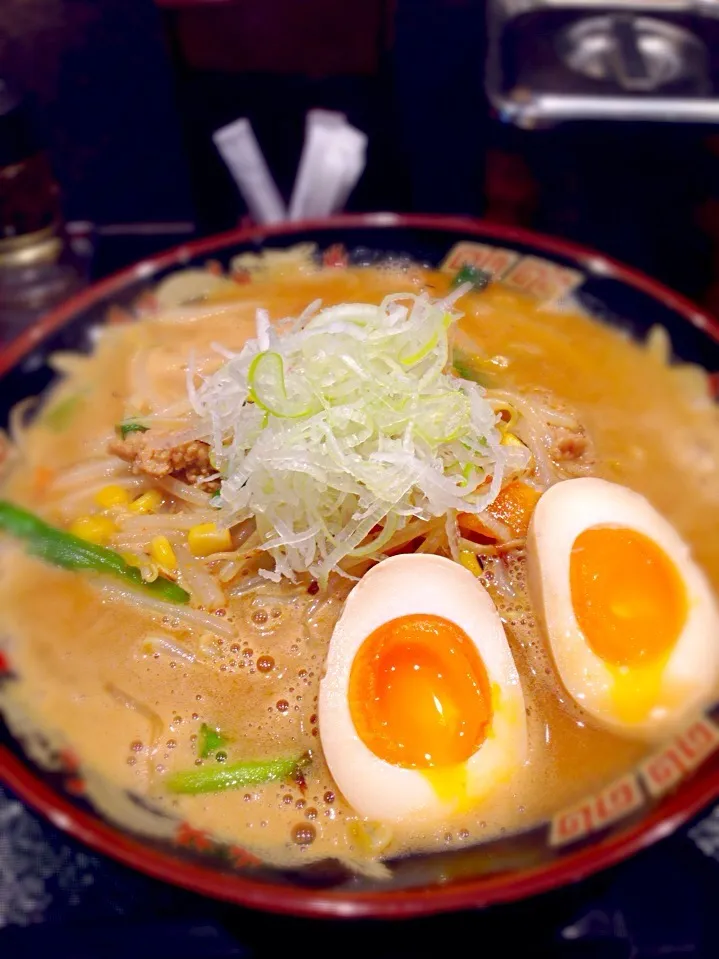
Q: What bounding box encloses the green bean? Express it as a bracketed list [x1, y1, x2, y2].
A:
[0, 500, 189, 604]
[167, 757, 302, 795]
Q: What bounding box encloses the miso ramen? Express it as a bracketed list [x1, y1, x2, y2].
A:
[1, 246, 718, 874]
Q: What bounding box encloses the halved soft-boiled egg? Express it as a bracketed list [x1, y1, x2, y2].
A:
[527, 477, 719, 740]
[318, 554, 526, 824]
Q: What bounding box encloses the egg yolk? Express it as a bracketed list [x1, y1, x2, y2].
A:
[348, 613, 492, 769]
[570, 526, 687, 668]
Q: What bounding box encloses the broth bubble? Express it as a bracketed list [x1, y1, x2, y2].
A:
[291, 823, 316, 845]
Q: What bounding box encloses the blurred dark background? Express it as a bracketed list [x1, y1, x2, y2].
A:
[1, 0, 718, 308]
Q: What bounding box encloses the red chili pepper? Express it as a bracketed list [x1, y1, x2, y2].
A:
[322, 244, 348, 268]
[294, 768, 307, 794]
[59, 748, 80, 772]
[107, 305, 133, 326]
[228, 844, 261, 867]
[66, 777, 86, 795]
[231, 268, 252, 285]
[135, 292, 159, 313]
[176, 822, 214, 852]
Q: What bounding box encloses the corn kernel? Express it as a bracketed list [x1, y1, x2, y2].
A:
[129, 489, 163, 514]
[69, 515, 117, 546]
[150, 535, 177, 570]
[500, 431, 524, 448]
[188, 522, 232, 557]
[94, 484, 131, 509]
[459, 549, 482, 577]
[121, 552, 143, 567]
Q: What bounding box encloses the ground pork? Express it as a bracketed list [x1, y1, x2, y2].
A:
[554, 429, 589, 461]
[551, 425, 595, 475]
[108, 432, 220, 490]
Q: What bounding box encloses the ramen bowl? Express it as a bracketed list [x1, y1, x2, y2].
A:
[1, 214, 719, 919]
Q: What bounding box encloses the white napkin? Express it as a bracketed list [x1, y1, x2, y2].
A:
[288, 109, 367, 220]
[213, 111, 367, 224]
[212, 118, 287, 225]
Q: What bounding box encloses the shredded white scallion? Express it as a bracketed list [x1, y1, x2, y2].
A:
[190, 292, 529, 581]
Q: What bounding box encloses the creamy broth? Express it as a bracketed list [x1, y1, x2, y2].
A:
[1, 261, 718, 872]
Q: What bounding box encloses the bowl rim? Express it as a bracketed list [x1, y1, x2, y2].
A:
[1, 212, 718, 919]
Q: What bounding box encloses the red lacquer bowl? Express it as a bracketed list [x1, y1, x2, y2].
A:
[2, 214, 719, 919]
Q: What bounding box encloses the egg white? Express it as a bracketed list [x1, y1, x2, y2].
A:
[318, 554, 527, 824]
[527, 477, 719, 740]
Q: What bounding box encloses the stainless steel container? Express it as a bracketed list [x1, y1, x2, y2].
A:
[486, 0, 719, 125]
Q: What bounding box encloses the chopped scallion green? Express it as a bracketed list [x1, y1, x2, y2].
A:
[198, 723, 227, 758]
[452, 264, 492, 291]
[117, 420, 149, 439]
